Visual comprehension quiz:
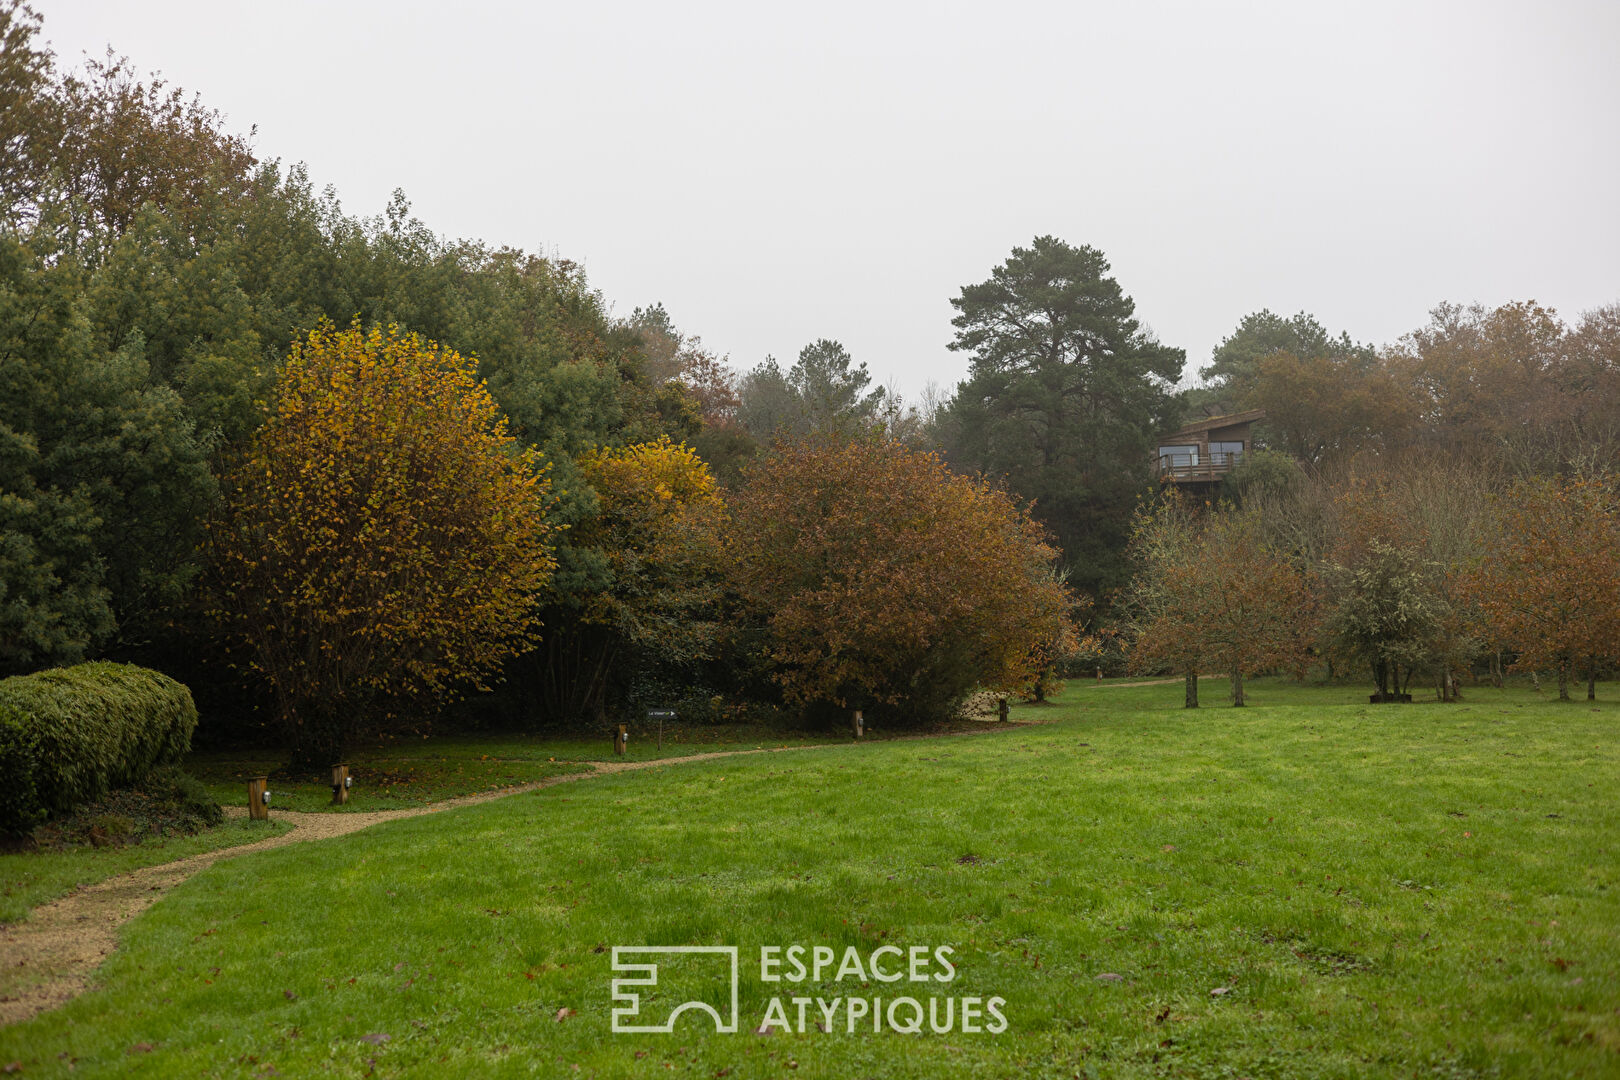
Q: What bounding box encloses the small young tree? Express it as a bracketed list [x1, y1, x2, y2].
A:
[1461, 476, 1620, 700]
[206, 324, 556, 765]
[1324, 541, 1441, 700]
[1123, 494, 1210, 707]
[1321, 481, 1445, 701]
[727, 435, 1072, 723]
[1127, 499, 1314, 707]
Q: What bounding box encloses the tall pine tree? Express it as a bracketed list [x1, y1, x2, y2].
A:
[944, 236, 1183, 595]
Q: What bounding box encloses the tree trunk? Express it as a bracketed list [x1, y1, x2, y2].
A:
[1557, 663, 1570, 702]
[537, 625, 619, 724]
[1185, 670, 1199, 708]
[1230, 667, 1245, 707]
[287, 699, 349, 773]
[1490, 650, 1502, 689]
[1588, 663, 1597, 702]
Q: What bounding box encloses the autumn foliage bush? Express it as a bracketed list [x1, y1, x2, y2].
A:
[205, 324, 556, 765]
[727, 436, 1073, 724]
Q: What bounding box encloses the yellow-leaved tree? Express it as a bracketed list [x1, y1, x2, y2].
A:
[535, 437, 726, 719]
[206, 324, 556, 766]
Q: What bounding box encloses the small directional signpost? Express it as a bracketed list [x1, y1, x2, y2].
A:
[647, 708, 677, 751]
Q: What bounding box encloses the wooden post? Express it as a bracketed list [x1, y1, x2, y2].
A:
[998, 697, 1009, 723]
[1096, 667, 1103, 682]
[852, 709, 864, 739]
[331, 763, 350, 805]
[614, 723, 628, 755]
[247, 776, 269, 821]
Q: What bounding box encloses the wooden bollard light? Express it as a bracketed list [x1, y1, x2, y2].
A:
[852, 709, 864, 739]
[331, 763, 351, 805]
[247, 775, 270, 821]
[614, 723, 629, 756]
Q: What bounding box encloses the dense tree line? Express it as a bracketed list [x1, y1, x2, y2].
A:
[1124, 463, 1620, 705]
[0, 3, 1072, 759]
[1121, 293, 1619, 702]
[4, 0, 1616, 758]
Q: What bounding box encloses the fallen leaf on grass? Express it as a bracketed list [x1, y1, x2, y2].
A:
[1094, 973, 1124, 983]
[1210, 987, 1232, 997]
[359, 1033, 390, 1045]
[555, 1008, 576, 1021]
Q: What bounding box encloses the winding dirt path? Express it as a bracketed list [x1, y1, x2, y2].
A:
[0, 739, 975, 1026]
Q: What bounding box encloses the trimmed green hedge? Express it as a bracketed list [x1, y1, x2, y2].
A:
[0, 662, 198, 833]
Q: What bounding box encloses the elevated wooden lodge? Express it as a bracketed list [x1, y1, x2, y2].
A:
[1156, 409, 1265, 487]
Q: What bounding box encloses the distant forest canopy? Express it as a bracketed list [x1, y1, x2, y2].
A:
[2, 0, 1616, 733]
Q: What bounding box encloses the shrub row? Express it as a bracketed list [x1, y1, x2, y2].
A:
[0, 662, 198, 833]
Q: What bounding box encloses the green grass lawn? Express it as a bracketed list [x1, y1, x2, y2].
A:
[185, 718, 983, 814]
[0, 818, 292, 925]
[185, 744, 596, 814]
[2, 679, 1616, 1077]
[1, 718, 978, 924]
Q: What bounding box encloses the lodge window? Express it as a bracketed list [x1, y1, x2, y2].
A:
[1208, 441, 1245, 466]
[1158, 445, 1199, 468]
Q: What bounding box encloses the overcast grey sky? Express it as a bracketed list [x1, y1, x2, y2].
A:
[36, 0, 1620, 396]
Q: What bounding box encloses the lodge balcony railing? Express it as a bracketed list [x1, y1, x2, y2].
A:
[1157, 451, 1243, 483]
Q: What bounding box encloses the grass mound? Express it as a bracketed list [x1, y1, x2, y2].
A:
[20, 767, 222, 853]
